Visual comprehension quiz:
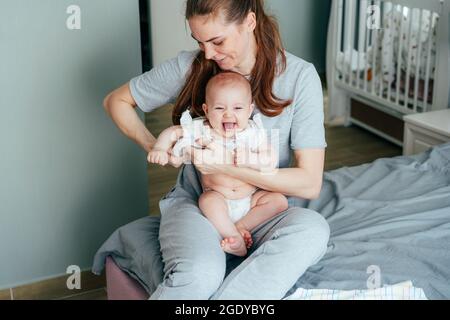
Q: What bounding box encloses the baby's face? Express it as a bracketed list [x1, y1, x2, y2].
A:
[203, 85, 254, 138]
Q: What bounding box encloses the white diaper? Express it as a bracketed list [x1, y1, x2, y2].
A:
[226, 196, 252, 223]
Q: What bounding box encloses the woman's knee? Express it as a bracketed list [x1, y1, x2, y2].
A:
[285, 208, 330, 249]
[163, 254, 225, 299]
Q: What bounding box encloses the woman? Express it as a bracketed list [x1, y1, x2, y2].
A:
[103, 0, 329, 299]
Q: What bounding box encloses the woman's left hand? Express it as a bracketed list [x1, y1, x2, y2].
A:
[189, 138, 234, 175]
[235, 145, 278, 174]
[235, 146, 258, 170]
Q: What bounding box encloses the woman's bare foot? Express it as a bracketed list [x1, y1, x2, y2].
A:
[221, 235, 247, 256]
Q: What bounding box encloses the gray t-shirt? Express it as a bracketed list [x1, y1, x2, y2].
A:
[130, 50, 327, 168]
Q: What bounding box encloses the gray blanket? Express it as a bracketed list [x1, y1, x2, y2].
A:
[92, 142, 450, 299]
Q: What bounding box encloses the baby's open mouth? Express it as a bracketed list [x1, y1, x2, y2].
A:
[222, 122, 237, 131]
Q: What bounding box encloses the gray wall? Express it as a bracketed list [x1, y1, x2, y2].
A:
[0, 0, 148, 288]
[267, 0, 331, 74]
[150, 0, 197, 66]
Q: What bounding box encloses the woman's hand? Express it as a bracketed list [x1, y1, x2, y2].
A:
[190, 138, 234, 175]
[235, 146, 278, 174]
[234, 147, 259, 170]
[167, 150, 184, 168]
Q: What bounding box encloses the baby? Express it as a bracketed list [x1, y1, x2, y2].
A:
[148, 72, 288, 256]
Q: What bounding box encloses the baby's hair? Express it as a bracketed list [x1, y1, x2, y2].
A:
[205, 71, 252, 103]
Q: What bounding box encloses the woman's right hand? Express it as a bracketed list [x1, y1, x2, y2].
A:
[167, 150, 184, 168]
[190, 138, 234, 175]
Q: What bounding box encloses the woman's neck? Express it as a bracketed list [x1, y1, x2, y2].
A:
[234, 35, 258, 76]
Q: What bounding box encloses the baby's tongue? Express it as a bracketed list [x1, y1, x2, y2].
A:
[223, 122, 236, 130]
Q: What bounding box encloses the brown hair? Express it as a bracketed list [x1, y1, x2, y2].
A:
[172, 0, 292, 125]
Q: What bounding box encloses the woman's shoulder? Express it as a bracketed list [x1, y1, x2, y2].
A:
[150, 50, 200, 77]
[273, 51, 321, 94]
[281, 51, 318, 79]
[166, 49, 200, 73]
[175, 49, 200, 63]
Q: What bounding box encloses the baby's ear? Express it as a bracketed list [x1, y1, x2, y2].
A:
[202, 103, 208, 114]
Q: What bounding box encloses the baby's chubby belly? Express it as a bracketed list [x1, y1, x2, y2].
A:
[201, 174, 257, 200]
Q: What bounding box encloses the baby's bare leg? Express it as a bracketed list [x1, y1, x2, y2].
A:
[199, 191, 247, 256]
[236, 191, 289, 235]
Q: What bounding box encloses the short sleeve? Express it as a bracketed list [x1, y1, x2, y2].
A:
[129, 50, 198, 113]
[290, 64, 327, 150]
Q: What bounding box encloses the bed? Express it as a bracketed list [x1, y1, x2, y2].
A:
[326, 0, 449, 145]
[92, 142, 450, 300]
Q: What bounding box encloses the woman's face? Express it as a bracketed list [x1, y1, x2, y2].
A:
[188, 11, 256, 74]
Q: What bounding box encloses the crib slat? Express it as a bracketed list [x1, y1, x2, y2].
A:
[344, 0, 353, 84]
[363, 0, 372, 92]
[357, 0, 368, 89]
[423, 13, 435, 112]
[395, 5, 405, 106]
[403, 8, 414, 109]
[348, 0, 357, 86]
[336, 0, 344, 82]
[413, 9, 424, 112]
[378, 1, 384, 98]
[386, 3, 396, 102]
[371, 0, 381, 95]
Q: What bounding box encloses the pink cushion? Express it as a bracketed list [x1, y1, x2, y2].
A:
[105, 256, 149, 300]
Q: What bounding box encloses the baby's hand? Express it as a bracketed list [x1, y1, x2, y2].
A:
[147, 149, 169, 166]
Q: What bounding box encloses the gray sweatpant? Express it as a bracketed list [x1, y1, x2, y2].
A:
[149, 164, 330, 300]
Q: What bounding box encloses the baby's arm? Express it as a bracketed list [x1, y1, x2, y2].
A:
[148, 125, 183, 166]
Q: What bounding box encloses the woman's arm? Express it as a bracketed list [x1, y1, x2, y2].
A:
[218, 148, 325, 199]
[103, 82, 156, 153]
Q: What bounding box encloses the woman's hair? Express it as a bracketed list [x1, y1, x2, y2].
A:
[172, 0, 292, 125]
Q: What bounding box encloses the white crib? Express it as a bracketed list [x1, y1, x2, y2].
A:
[326, 0, 450, 145]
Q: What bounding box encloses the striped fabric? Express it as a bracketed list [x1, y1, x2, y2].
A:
[285, 281, 427, 300]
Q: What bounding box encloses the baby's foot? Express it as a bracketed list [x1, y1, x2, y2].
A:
[235, 224, 253, 248]
[221, 236, 247, 256]
[237, 227, 253, 248]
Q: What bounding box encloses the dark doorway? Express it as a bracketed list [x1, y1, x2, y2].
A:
[139, 0, 152, 72]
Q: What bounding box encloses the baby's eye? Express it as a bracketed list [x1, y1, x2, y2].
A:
[213, 41, 223, 46]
